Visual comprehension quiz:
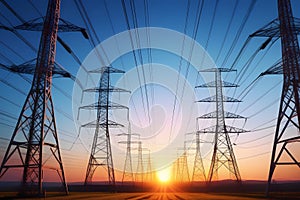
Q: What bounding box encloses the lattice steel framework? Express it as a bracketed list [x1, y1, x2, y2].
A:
[176, 142, 190, 183]
[251, 0, 300, 194]
[80, 66, 129, 187]
[135, 141, 144, 183]
[269, 0, 300, 193]
[192, 131, 206, 182]
[117, 123, 140, 183]
[196, 68, 247, 182]
[144, 149, 153, 183]
[268, 0, 300, 191]
[0, 0, 68, 196]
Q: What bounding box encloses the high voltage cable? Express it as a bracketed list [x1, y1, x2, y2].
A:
[185, 0, 219, 134]
[235, 141, 270, 149]
[121, 0, 148, 125]
[239, 151, 269, 160]
[103, 0, 143, 128]
[0, 106, 76, 141]
[143, 0, 154, 105]
[129, 0, 151, 123]
[221, 0, 257, 68]
[169, 0, 192, 142]
[237, 133, 273, 145]
[238, 38, 279, 87]
[182, 0, 221, 137]
[215, 0, 238, 63]
[0, 96, 19, 108]
[169, 0, 205, 141]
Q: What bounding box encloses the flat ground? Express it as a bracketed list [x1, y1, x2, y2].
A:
[1, 192, 300, 200]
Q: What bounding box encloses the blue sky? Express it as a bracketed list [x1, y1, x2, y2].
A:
[0, 0, 300, 182]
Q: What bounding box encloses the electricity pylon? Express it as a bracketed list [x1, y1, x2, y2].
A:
[0, 0, 68, 196]
[176, 142, 190, 183]
[268, 0, 300, 191]
[144, 150, 154, 183]
[117, 123, 140, 183]
[196, 68, 247, 182]
[135, 141, 144, 183]
[79, 66, 129, 187]
[250, 0, 300, 194]
[187, 131, 206, 182]
[172, 158, 178, 182]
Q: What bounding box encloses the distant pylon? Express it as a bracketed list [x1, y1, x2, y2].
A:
[177, 142, 190, 183]
[174, 154, 181, 183]
[117, 123, 139, 183]
[144, 150, 154, 183]
[171, 158, 177, 182]
[196, 68, 247, 182]
[192, 131, 206, 182]
[0, 0, 68, 196]
[79, 66, 129, 187]
[135, 142, 144, 183]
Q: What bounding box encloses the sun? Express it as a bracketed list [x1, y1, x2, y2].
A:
[156, 168, 171, 183]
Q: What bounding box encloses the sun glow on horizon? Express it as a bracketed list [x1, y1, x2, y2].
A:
[156, 168, 171, 183]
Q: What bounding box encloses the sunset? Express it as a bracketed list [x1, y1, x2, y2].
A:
[0, 0, 300, 199]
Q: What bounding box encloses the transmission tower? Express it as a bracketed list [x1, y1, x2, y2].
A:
[187, 130, 206, 182]
[268, 1, 300, 192]
[135, 141, 144, 183]
[250, 0, 300, 194]
[196, 68, 247, 182]
[0, 0, 68, 196]
[117, 123, 140, 183]
[144, 150, 154, 183]
[268, 0, 300, 193]
[79, 66, 129, 186]
[171, 158, 178, 182]
[176, 142, 190, 183]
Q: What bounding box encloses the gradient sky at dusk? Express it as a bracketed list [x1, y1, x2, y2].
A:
[0, 0, 300, 183]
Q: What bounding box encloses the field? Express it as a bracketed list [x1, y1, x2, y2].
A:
[1, 192, 300, 200]
[1, 181, 300, 200]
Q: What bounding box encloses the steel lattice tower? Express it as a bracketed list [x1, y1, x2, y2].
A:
[268, 0, 300, 193]
[0, 0, 68, 196]
[144, 150, 153, 183]
[135, 141, 144, 183]
[250, 0, 300, 194]
[196, 68, 247, 182]
[192, 131, 206, 182]
[117, 123, 140, 183]
[176, 142, 190, 183]
[79, 66, 129, 186]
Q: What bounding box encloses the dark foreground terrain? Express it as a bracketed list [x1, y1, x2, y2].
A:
[1, 181, 300, 199]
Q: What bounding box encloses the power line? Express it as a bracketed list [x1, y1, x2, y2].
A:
[215, 0, 238, 63]
[221, 0, 257, 67]
[169, 0, 204, 141]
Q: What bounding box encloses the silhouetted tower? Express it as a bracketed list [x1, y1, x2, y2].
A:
[268, 0, 300, 193]
[250, 0, 300, 194]
[196, 68, 247, 182]
[268, 0, 300, 191]
[171, 158, 178, 182]
[79, 66, 129, 186]
[135, 141, 144, 183]
[144, 150, 154, 183]
[192, 131, 206, 182]
[117, 124, 139, 183]
[176, 142, 190, 183]
[0, 0, 68, 196]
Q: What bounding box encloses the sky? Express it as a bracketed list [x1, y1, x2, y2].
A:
[0, 0, 300, 184]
